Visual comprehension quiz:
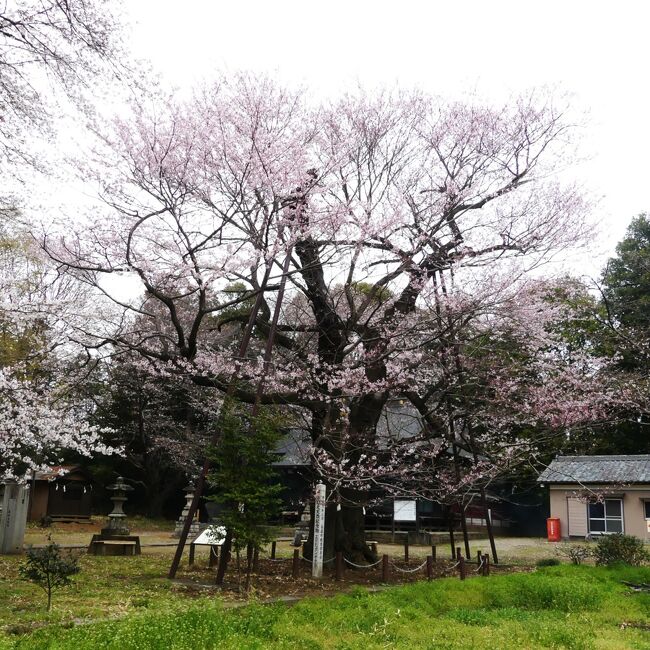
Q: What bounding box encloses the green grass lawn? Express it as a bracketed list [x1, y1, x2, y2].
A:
[3, 564, 650, 649]
[0, 553, 176, 632]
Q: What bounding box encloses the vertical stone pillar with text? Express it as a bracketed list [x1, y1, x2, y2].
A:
[0, 482, 30, 554]
[312, 482, 326, 578]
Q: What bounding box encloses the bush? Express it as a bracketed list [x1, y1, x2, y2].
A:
[19, 538, 80, 611]
[536, 558, 560, 567]
[593, 534, 649, 566]
[555, 543, 592, 565]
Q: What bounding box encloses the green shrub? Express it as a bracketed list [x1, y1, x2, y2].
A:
[19, 538, 80, 611]
[593, 534, 649, 566]
[536, 557, 560, 567]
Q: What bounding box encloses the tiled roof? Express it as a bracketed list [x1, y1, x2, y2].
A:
[538, 455, 650, 484]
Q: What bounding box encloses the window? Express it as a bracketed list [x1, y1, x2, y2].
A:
[588, 499, 623, 534]
[645, 501, 650, 520]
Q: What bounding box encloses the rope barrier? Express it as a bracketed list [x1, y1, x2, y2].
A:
[300, 556, 336, 564]
[343, 557, 383, 569]
[474, 557, 485, 573]
[440, 560, 460, 574]
[390, 559, 428, 573]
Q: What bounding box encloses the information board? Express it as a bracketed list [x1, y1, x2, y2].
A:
[393, 499, 417, 522]
[192, 526, 226, 546]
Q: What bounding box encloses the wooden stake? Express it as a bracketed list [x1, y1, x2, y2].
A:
[426, 555, 433, 581]
[292, 548, 300, 579]
[382, 554, 389, 582]
[335, 551, 343, 581]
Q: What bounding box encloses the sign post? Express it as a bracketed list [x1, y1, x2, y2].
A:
[312, 482, 326, 578]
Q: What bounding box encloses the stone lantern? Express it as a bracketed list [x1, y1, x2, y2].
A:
[88, 476, 141, 556]
[103, 476, 133, 536]
[173, 484, 202, 538]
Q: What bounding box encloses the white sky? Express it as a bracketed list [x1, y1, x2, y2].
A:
[118, 1, 650, 276]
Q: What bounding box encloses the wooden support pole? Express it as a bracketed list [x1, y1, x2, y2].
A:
[188, 543, 195, 566]
[459, 502, 471, 559]
[271, 540, 277, 559]
[459, 555, 466, 581]
[426, 555, 433, 581]
[292, 548, 300, 579]
[382, 554, 389, 583]
[448, 513, 456, 558]
[335, 551, 343, 581]
[476, 550, 482, 566]
[456, 546, 462, 561]
[484, 553, 490, 576]
[431, 545, 436, 563]
[482, 497, 499, 564]
[404, 537, 409, 564]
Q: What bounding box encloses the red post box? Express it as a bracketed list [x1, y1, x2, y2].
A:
[546, 517, 561, 542]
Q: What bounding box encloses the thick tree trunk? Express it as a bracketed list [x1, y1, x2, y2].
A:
[304, 500, 377, 566]
[305, 395, 385, 566]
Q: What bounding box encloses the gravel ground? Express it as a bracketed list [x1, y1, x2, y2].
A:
[24, 518, 565, 565]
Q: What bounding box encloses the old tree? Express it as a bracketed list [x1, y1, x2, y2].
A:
[43, 77, 613, 561]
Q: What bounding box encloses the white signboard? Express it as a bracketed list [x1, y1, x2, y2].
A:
[312, 483, 326, 578]
[393, 499, 417, 522]
[192, 526, 226, 546]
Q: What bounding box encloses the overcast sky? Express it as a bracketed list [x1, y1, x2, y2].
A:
[121, 0, 649, 276]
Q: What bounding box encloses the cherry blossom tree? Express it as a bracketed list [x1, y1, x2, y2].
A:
[0, 221, 119, 482]
[0, 370, 117, 482]
[42, 75, 604, 560]
[0, 0, 121, 170]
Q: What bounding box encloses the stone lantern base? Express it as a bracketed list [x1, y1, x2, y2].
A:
[88, 533, 141, 556]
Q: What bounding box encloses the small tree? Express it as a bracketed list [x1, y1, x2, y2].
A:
[207, 400, 284, 589]
[555, 543, 592, 565]
[19, 539, 80, 611]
